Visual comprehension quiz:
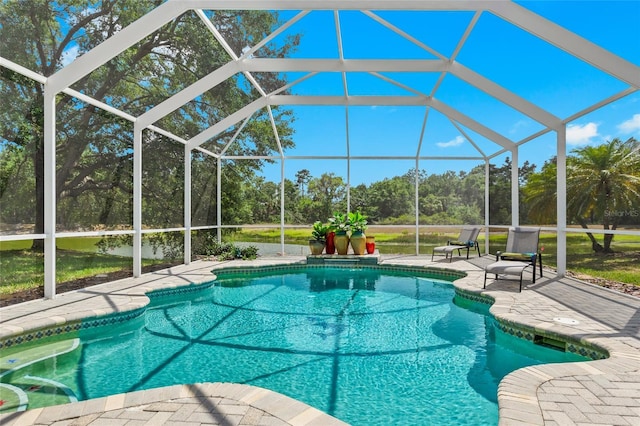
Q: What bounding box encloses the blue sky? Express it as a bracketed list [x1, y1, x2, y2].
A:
[244, 1, 640, 186]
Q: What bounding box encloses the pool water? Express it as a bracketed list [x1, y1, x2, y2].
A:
[1, 267, 587, 425]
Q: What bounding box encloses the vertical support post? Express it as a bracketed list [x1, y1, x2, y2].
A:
[345, 106, 351, 214]
[184, 146, 191, 265]
[346, 159, 351, 215]
[415, 158, 420, 256]
[511, 148, 519, 227]
[280, 158, 285, 255]
[133, 122, 142, 277]
[484, 159, 490, 255]
[216, 157, 222, 243]
[556, 126, 567, 276]
[43, 88, 56, 299]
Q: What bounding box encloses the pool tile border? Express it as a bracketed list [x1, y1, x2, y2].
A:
[0, 307, 146, 352]
[454, 288, 609, 361]
[213, 262, 466, 282]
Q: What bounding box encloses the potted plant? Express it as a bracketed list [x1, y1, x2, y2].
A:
[329, 212, 350, 255]
[325, 222, 336, 255]
[348, 211, 368, 255]
[309, 221, 328, 255]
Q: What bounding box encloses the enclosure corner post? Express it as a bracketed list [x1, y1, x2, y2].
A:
[133, 122, 143, 277]
[217, 157, 222, 243]
[556, 126, 567, 276]
[278, 159, 285, 255]
[484, 159, 490, 255]
[415, 157, 420, 256]
[184, 146, 192, 265]
[43, 88, 57, 299]
[511, 148, 519, 227]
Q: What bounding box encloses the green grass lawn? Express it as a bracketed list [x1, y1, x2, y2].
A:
[0, 238, 169, 297]
[1, 230, 638, 300]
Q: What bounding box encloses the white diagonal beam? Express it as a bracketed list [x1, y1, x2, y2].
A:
[371, 72, 426, 97]
[450, 61, 562, 129]
[490, 1, 640, 88]
[137, 61, 240, 127]
[48, 1, 188, 93]
[1, 56, 47, 83]
[362, 10, 446, 60]
[188, 97, 267, 149]
[449, 118, 486, 158]
[429, 98, 515, 150]
[220, 113, 255, 156]
[430, 10, 481, 97]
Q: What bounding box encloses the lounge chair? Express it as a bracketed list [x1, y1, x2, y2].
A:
[483, 227, 543, 292]
[431, 226, 481, 262]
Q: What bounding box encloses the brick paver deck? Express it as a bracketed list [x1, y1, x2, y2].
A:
[1, 255, 638, 425]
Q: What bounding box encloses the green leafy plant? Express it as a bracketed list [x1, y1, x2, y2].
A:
[195, 236, 259, 260]
[311, 221, 329, 242]
[329, 212, 349, 234]
[348, 211, 368, 233]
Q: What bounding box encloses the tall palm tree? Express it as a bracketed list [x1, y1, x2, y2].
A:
[568, 138, 640, 252]
[524, 137, 640, 253]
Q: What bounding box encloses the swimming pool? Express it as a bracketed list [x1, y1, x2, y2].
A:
[1, 266, 587, 424]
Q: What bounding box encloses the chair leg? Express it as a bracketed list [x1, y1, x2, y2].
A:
[483, 272, 487, 288]
[539, 254, 543, 277]
[532, 262, 536, 284]
[518, 273, 523, 292]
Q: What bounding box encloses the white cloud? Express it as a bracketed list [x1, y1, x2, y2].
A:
[509, 120, 529, 135]
[566, 122, 599, 146]
[61, 45, 79, 67]
[436, 135, 465, 148]
[617, 113, 640, 134]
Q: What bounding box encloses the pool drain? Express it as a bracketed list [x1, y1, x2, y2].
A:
[553, 317, 580, 325]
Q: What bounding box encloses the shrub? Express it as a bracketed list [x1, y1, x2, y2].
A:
[193, 232, 258, 260]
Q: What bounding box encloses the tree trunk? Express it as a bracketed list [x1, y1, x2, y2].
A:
[576, 217, 605, 253]
[603, 224, 616, 253]
[98, 158, 126, 225]
[601, 201, 616, 253]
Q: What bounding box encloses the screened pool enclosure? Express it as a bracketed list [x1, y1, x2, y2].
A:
[1, 0, 639, 298]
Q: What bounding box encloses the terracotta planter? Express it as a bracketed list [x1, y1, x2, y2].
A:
[334, 232, 350, 255]
[366, 236, 376, 254]
[350, 232, 366, 255]
[309, 240, 325, 255]
[326, 231, 336, 254]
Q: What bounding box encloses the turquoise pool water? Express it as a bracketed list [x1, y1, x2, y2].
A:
[1, 267, 587, 424]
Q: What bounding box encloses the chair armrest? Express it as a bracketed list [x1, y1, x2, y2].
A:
[495, 250, 502, 261]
